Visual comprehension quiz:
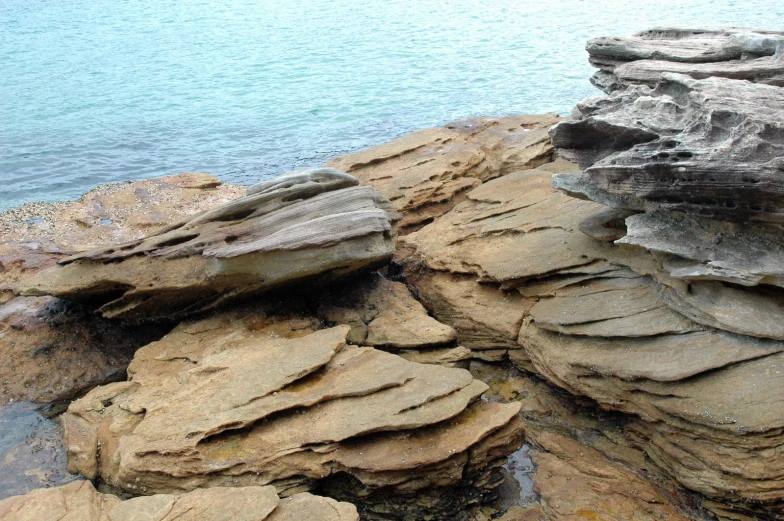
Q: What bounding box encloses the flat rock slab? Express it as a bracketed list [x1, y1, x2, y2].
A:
[326, 115, 561, 233]
[62, 313, 523, 509]
[17, 169, 401, 320]
[586, 27, 784, 92]
[0, 481, 358, 521]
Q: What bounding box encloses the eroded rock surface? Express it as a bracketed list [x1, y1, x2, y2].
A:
[533, 28, 784, 519]
[552, 73, 784, 225]
[327, 115, 561, 233]
[316, 273, 457, 348]
[0, 481, 358, 521]
[17, 169, 400, 320]
[0, 174, 242, 403]
[395, 142, 784, 516]
[62, 309, 523, 518]
[586, 27, 784, 92]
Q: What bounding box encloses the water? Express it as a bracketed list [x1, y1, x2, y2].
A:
[0, 402, 78, 500]
[2, 0, 782, 212]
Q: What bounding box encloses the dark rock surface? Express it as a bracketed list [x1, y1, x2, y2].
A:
[551, 73, 784, 224]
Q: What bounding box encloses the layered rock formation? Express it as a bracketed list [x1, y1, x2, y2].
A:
[1, 173, 242, 403]
[17, 169, 400, 320]
[322, 91, 784, 516]
[586, 27, 784, 92]
[541, 27, 784, 520]
[326, 114, 561, 234]
[0, 480, 358, 521]
[61, 308, 523, 519]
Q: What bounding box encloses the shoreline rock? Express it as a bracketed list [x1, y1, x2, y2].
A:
[16, 169, 400, 320]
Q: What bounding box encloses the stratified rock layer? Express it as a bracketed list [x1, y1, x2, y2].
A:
[17, 169, 400, 320]
[391, 154, 784, 517]
[533, 28, 784, 519]
[0, 481, 358, 521]
[62, 310, 523, 518]
[551, 73, 784, 225]
[586, 27, 784, 92]
[327, 114, 561, 233]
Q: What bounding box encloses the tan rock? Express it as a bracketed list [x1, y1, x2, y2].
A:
[0, 481, 358, 521]
[0, 296, 168, 404]
[326, 115, 561, 233]
[0, 173, 244, 403]
[17, 169, 400, 320]
[62, 311, 523, 515]
[0, 173, 243, 289]
[525, 427, 692, 521]
[402, 270, 532, 352]
[316, 273, 457, 348]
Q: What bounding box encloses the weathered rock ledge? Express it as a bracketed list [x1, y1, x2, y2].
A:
[16, 168, 400, 320]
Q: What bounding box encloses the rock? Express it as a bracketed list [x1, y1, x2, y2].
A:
[316, 273, 457, 348]
[526, 272, 700, 338]
[61, 310, 523, 518]
[0, 296, 168, 404]
[619, 210, 784, 288]
[550, 73, 784, 225]
[326, 115, 561, 233]
[0, 173, 242, 403]
[17, 169, 401, 320]
[0, 173, 244, 290]
[402, 270, 532, 353]
[395, 345, 473, 368]
[523, 427, 692, 521]
[586, 27, 784, 92]
[0, 480, 358, 521]
[394, 128, 784, 514]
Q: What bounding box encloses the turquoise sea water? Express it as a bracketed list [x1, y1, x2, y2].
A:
[2, 1, 782, 212]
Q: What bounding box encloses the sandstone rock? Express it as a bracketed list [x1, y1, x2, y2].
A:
[619, 210, 784, 288]
[0, 174, 243, 403]
[402, 270, 532, 353]
[586, 27, 784, 92]
[326, 115, 561, 233]
[396, 139, 784, 514]
[0, 480, 358, 521]
[524, 427, 693, 521]
[316, 273, 457, 348]
[17, 169, 400, 320]
[0, 296, 168, 404]
[550, 73, 784, 225]
[0, 173, 244, 290]
[62, 311, 523, 516]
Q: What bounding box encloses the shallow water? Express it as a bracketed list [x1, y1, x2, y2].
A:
[0, 402, 78, 500]
[2, 0, 782, 211]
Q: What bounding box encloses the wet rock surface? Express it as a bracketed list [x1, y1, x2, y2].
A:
[0, 297, 169, 404]
[17, 169, 400, 320]
[0, 403, 78, 501]
[0, 480, 359, 521]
